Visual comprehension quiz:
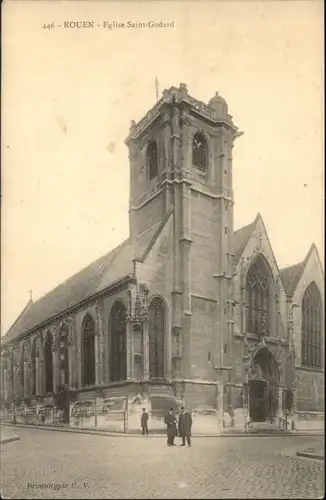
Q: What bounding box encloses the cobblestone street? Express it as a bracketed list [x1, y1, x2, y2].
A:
[1, 427, 324, 499]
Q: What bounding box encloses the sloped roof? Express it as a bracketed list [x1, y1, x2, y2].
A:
[2, 220, 166, 345]
[233, 218, 257, 265]
[279, 262, 305, 297]
[279, 243, 322, 297]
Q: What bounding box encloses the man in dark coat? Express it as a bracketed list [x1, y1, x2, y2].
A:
[164, 408, 177, 446]
[141, 408, 149, 435]
[178, 406, 192, 447]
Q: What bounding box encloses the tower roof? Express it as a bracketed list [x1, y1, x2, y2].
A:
[207, 92, 228, 118]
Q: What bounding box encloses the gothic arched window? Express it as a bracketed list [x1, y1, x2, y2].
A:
[192, 132, 208, 172]
[246, 255, 271, 336]
[31, 340, 37, 396]
[148, 297, 166, 379]
[301, 282, 322, 369]
[109, 302, 127, 382]
[8, 352, 14, 400]
[44, 332, 53, 393]
[82, 315, 96, 387]
[59, 326, 69, 387]
[20, 343, 25, 395]
[147, 140, 158, 181]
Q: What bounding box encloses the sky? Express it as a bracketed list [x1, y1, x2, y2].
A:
[1, 0, 324, 335]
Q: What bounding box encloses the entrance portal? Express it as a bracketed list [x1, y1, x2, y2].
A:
[248, 348, 279, 423]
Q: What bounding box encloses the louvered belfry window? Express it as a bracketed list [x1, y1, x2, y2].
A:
[147, 140, 158, 181]
[301, 282, 322, 369]
[148, 297, 165, 379]
[82, 315, 96, 387]
[192, 132, 208, 172]
[109, 301, 127, 382]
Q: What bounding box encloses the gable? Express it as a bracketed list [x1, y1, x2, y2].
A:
[235, 214, 282, 285]
[292, 246, 324, 306]
[233, 220, 256, 266]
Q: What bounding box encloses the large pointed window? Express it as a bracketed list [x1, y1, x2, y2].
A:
[31, 340, 37, 396]
[109, 302, 127, 382]
[44, 332, 53, 393]
[147, 140, 158, 181]
[246, 255, 271, 336]
[192, 132, 208, 173]
[59, 325, 69, 387]
[20, 344, 25, 395]
[148, 297, 165, 379]
[301, 282, 322, 369]
[82, 315, 96, 387]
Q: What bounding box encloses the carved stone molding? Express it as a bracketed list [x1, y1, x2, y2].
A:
[51, 327, 58, 352]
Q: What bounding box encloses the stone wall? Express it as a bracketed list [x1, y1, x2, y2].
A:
[191, 192, 219, 299]
[295, 367, 324, 412]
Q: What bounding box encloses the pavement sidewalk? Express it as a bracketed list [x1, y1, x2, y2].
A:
[0, 425, 21, 445]
[2, 421, 324, 438]
[296, 446, 324, 460]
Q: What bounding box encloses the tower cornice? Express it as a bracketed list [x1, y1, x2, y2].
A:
[125, 84, 241, 144]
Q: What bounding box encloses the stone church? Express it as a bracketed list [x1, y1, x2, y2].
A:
[1, 84, 324, 433]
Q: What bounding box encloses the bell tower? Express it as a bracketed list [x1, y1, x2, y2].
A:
[125, 84, 243, 388]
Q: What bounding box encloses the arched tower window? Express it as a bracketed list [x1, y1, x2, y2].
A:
[246, 255, 271, 336]
[82, 315, 96, 387]
[31, 340, 37, 396]
[59, 325, 69, 386]
[301, 282, 322, 369]
[109, 302, 127, 382]
[192, 132, 208, 172]
[44, 332, 53, 393]
[148, 297, 166, 379]
[147, 140, 158, 181]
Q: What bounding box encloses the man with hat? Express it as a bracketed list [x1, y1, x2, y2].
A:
[164, 407, 178, 446]
[178, 406, 192, 447]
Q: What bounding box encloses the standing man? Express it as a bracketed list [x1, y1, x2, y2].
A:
[178, 406, 192, 447]
[141, 408, 149, 435]
[164, 407, 177, 446]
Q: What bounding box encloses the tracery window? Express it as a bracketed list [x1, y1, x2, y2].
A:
[301, 282, 322, 369]
[59, 326, 69, 386]
[44, 332, 53, 393]
[246, 255, 271, 336]
[109, 302, 127, 382]
[31, 340, 37, 396]
[148, 297, 165, 379]
[147, 141, 158, 181]
[82, 315, 96, 387]
[192, 132, 208, 173]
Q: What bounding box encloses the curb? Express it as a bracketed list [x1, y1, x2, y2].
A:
[1, 435, 21, 445]
[2, 423, 324, 438]
[296, 451, 324, 461]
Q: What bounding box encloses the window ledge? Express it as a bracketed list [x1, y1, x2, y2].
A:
[296, 365, 323, 373]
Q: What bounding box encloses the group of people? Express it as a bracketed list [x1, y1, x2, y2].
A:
[141, 406, 192, 447]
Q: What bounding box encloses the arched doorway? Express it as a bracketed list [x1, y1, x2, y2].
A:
[248, 348, 279, 422]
